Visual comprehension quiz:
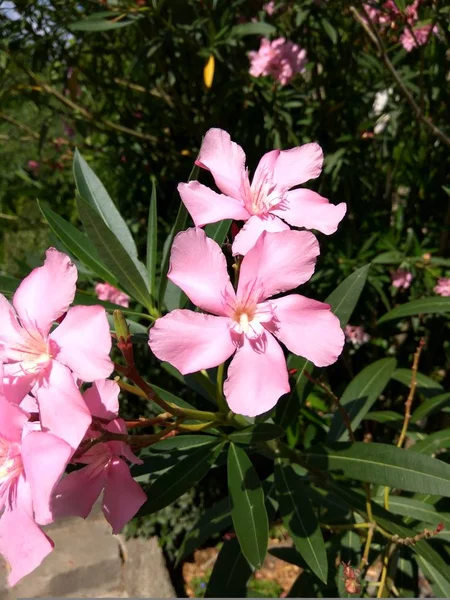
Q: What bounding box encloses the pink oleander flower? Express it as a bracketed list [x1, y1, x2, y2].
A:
[391, 268, 413, 289]
[263, 1, 276, 15]
[149, 228, 344, 417]
[52, 380, 146, 533]
[434, 277, 450, 297]
[95, 282, 130, 308]
[344, 325, 370, 347]
[248, 37, 307, 86]
[400, 23, 438, 51]
[0, 394, 72, 586]
[178, 128, 346, 256]
[27, 160, 39, 172]
[0, 248, 113, 449]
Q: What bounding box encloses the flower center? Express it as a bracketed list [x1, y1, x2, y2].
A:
[7, 330, 53, 375]
[0, 438, 22, 493]
[233, 305, 256, 335]
[241, 167, 286, 216]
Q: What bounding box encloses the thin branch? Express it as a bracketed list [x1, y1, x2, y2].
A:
[350, 6, 450, 149]
[0, 111, 40, 139]
[397, 338, 425, 449]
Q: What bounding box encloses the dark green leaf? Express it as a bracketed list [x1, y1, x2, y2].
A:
[268, 546, 307, 568]
[205, 538, 253, 598]
[38, 200, 117, 284]
[411, 393, 450, 422]
[69, 18, 136, 32]
[328, 358, 397, 442]
[137, 442, 223, 515]
[326, 264, 371, 328]
[228, 424, 285, 445]
[150, 434, 220, 453]
[392, 368, 443, 397]
[227, 444, 268, 569]
[415, 555, 450, 598]
[176, 497, 232, 565]
[204, 219, 231, 244]
[303, 442, 450, 495]
[76, 194, 152, 310]
[374, 496, 448, 525]
[275, 462, 328, 583]
[146, 179, 158, 297]
[379, 297, 450, 323]
[320, 18, 338, 44]
[364, 410, 403, 423]
[230, 22, 276, 37]
[411, 428, 450, 455]
[0, 275, 20, 296]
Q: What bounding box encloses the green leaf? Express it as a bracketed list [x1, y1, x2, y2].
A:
[364, 410, 403, 423]
[275, 462, 328, 584]
[138, 443, 223, 515]
[303, 442, 450, 495]
[146, 179, 158, 298]
[411, 428, 450, 455]
[0, 275, 20, 296]
[328, 358, 397, 442]
[372, 251, 404, 265]
[374, 496, 448, 525]
[76, 194, 152, 310]
[378, 297, 450, 323]
[228, 424, 285, 445]
[205, 219, 232, 245]
[38, 200, 117, 284]
[230, 22, 276, 37]
[158, 164, 198, 309]
[150, 434, 220, 453]
[415, 555, 450, 598]
[392, 368, 443, 397]
[227, 444, 268, 570]
[176, 497, 232, 565]
[73, 150, 143, 271]
[411, 393, 450, 422]
[320, 18, 338, 44]
[205, 538, 253, 598]
[151, 383, 197, 412]
[69, 18, 136, 32]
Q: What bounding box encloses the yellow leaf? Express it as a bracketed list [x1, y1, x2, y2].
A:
[203, 55, 215, 89]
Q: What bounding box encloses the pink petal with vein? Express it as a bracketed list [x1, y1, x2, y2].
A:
[273, 189, 346, 234]
[272, 143, 323, 188]
[232, 214, 289, 256]
[178, 181, 249, 227]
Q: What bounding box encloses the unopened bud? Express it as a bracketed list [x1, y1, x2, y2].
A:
[113, 310, 130, 342]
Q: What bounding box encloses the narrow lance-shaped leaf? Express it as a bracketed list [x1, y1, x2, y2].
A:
[76, 193, 153, 311]
[146, 178, 158, 298]
[275, 461, 328, 584]
[378, 296, 450, 323]
[204, 537, 253, 598]
[228, 424, 285, 445]
[303, 442, 450, 496]
[137, 442, 224, 516]
[227, 443, 268, 570]
[204, 219, 232, 245]
[38, 200, 118, 284]
[328, 358, 397, 442]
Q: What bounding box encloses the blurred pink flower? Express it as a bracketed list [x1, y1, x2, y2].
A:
[149, 228, 344, 417]
[344, 325, 370, 347]
[248, 37, 307, 86]
[27, 160, 39, 172]
[178, 128, 346, 256]
[263, 1, 276, 15]
[391, 269, 413, 289]
[95, 283, 130, 308]
[434, 277, 450, 297]
[400, 24, 438, 51]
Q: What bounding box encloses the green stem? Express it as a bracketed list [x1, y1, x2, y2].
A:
[215, 363, 229, 414]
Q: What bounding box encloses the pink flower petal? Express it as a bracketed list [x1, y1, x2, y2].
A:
[36, 361, 91, 450]
[269, 295, 344, 367]
[0, 476, 53, 587]
[0, 295, 27, 356]
[272, 143, 323, 188]
[232, 214, 289, 256]
[21, 431, 72, 525]
[273, 189, 346, 235]
[2, 368, 35, 405]
[168, 228, 235, 316]
[83, 379, 119, 420]
[224, 332, 289, 416]
[238, 230, 319, 301]
[195, 128, 247, 198]
[51, 305, 113, 381]
[0, 394, 28, 442]
[149, 310, 235, 374]
[178, 181, 249, 227]
[12, 248, 77, 337]
[252, 149, 280, 187]
[52, 464, 107, 521]
[102, 458, 147, 534]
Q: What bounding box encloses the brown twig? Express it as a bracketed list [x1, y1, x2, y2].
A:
[397, 338, 425, 449]
[0, 110, 40, 139]
[351, 6, 450, 149]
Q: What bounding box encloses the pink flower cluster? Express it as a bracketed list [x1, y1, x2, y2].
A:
[0, 250, 145, 586]
[149, 128, 346, 416]
[434, 277, 450, 297]
[391, 268, 412, 289]
[363, 1, 438, 52]
[248, 37, 307, 86]
[345, 325, 370, 347]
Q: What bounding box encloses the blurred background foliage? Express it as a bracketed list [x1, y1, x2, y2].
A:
[1, 0, 449, 581]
